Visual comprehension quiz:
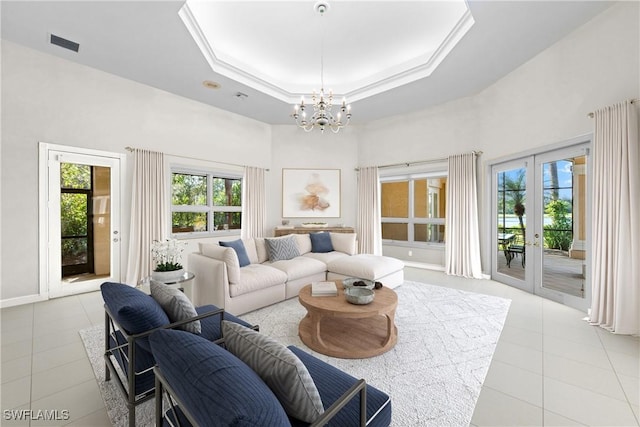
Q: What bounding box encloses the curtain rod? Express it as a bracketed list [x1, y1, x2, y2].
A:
[124, 146, 269, 171]
[356, 150, 482, 171]
[587, 99, 638, 118]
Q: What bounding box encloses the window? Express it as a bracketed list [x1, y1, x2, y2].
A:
[171, 169, 242, 235]
[381, 175, 447, 245]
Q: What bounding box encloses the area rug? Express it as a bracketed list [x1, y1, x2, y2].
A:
[80, 280, 510, 426]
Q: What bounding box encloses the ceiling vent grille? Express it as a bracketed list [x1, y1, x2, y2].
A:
[50, 34, 79, 52]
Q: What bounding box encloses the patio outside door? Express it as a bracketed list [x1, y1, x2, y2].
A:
[491, 143, 590, 312]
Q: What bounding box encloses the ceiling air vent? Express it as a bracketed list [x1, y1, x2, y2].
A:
[50, 34, 79, 52]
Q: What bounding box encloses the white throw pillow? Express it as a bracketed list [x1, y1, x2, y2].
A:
[294, 234, 312, 254]
[242, 238, 259, 264]
[254, 238, 269, 263]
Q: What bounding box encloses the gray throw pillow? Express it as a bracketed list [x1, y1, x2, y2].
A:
[265, 235, 300, 262]
[150, 280, 201, 334]
[221, 321, 324, 423]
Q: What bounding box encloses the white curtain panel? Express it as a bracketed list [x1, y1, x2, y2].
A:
[356, 166, 382, 255]
[241, 166, 267, 239]
[445, 153, 483, 279]
[125, 149, 168, 285]
[590, 100, 639, 335]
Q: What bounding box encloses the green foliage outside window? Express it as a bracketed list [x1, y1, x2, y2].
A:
[61, 163, 91, 189]
[212, 178, 241, 206]
[544, 199, 573, 251]
[172, 173, 207, 205]
[61, 193, 88, 236]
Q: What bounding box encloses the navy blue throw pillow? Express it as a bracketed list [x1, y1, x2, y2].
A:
[310, 232, 334, 253]
[220, 239, 251, 267]
[150, 329, 289, 426]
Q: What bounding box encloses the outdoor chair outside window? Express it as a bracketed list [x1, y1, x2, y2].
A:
[506, 232, 526, 267]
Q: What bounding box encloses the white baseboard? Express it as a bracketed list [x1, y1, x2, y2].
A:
[1, 293, 47, 308]
[403, 261, 446, 271]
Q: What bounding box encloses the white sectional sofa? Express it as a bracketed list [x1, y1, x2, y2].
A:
[188, 232, 404, 315]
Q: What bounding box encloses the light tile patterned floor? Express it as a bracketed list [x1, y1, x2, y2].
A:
[1, 268, 638, 426]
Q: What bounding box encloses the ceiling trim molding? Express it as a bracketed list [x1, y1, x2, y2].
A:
[344, 9, 475, 103]
[179, 3, 299, 103]
[179, 1, 474, 106]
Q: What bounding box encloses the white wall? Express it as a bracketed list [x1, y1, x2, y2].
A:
[268, 125, 360, 234]
[360, 2, 639, 270]
[1, 40, 271, 301]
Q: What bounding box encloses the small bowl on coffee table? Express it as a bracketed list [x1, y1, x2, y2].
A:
[345, 287, 375, 305]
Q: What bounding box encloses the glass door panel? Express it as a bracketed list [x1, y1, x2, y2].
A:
[492, 157, 533, 293]
[61, 191, 92, 276]
[534, 149, 590, 312]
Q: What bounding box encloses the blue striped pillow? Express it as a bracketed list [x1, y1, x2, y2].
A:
[222, 321, 324, 423]
[265, 235, 300, 261]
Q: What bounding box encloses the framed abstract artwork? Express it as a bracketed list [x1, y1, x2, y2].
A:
[282, 168, 341, 218]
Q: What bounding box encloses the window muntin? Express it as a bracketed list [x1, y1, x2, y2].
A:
[381, 174, 446, 245]
[171, 170, 242, 235]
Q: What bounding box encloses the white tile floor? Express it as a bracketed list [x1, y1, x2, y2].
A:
[1, 268, 638, 426]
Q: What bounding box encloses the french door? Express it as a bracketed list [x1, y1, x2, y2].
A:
[491, 143, 591, 311]
[41, 144, 122, 298]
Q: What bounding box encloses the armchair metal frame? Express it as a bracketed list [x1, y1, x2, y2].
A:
[154, 363, 367, 427]
[104, 306, 258, 427]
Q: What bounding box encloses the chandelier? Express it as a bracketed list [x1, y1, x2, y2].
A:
[292, 1, 352, 134]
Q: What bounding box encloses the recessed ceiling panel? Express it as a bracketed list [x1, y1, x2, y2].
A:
[180, 0, 474, 103]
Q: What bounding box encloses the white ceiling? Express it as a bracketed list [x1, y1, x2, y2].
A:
[1, 1, 613, 125]
[179, 0, 474, 103]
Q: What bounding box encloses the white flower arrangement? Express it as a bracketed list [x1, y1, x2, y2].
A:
[151, 238, 186, 272]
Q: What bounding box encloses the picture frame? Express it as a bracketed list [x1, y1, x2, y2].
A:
[282, 168, 341, 218]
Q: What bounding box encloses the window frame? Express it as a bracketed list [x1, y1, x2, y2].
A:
[170, 166, 243, 238]
[380, 171, 447, 247]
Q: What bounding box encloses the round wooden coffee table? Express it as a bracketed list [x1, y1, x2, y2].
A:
[298, 282, 398, 359]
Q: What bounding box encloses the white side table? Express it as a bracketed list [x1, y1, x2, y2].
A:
[137, 271, 195, 294]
